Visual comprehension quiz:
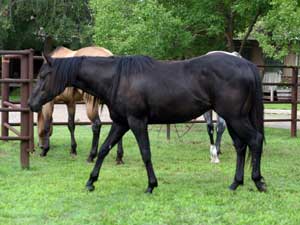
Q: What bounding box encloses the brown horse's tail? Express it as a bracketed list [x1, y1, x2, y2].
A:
[249, 63, 265, 142]
[83, 93, 103, 113]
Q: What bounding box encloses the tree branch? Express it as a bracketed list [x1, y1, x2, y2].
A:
[239, 9, 261, 55]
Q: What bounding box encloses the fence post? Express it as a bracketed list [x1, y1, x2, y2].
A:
[1, 57, 9, 138]
[166, 124, 171, 140]
[28, 50, 34, 152]
[20, 55, 30, 168]
[291, 67, 298, 137]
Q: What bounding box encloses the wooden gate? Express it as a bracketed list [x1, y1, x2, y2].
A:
[0, 50, 34, 168]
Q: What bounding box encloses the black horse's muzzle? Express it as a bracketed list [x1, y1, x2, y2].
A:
[27, 99, 42, 112]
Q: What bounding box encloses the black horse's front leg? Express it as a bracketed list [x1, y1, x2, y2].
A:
[128, 116, 158, 194]
[86, 122, 129, 191]
[87, 115, 101, 163]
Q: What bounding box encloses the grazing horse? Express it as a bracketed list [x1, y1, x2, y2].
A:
[37, 46, 124, 163]
[29, 51, 266, 193]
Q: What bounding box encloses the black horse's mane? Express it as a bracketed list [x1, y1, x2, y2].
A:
[115, 55, 155, 77]
[109, 55, 155, 103]
[48, 55, 155, 104]
[49, 57, 83, 94]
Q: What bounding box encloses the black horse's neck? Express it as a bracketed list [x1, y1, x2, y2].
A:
[73, 56, 117, 106]
[71, 55, 155, 107]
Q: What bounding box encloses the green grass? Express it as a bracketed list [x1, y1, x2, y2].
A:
[0, 87, 21, 101]
[264, 103, 300, 110]
[1, 125, 300, 225]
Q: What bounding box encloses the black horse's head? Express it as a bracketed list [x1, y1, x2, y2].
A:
[28, 54, 61, 112]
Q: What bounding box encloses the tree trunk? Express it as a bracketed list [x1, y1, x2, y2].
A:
[239, 10, 261, 55]
[224, 11, 235, 52]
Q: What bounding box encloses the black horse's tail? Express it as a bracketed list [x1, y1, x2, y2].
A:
[249, 63, 265, 142]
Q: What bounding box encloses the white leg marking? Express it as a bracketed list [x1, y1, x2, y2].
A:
[210, 145, 220, 163]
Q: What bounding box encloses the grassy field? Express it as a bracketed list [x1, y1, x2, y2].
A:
[264, 103, 300, 110]
[0, 124, 300, 225]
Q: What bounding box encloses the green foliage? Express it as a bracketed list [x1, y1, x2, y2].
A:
[91, 0, 193, 59]
[1, 125, 300, 224]
[1, 0, 300, 60]
[0, 0, 93, 51]
[254, 0, 300, 59]
[0, 1, 12, 49]
[159, 0, 270, 55]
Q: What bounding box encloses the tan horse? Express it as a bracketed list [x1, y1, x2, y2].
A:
[38, 46, 124, 163]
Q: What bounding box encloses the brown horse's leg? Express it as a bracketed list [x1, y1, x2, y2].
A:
[37, 111, 45, 148]
[86, 101, 101, 162]
[40, 102, 54, 157]
[67, 102, 77, 156]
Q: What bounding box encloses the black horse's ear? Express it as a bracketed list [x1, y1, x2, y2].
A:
[43, 36, 54, 55]
[42, 53, 53, 66]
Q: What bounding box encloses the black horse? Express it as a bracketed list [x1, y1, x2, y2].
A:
[28, 52, 265, 193]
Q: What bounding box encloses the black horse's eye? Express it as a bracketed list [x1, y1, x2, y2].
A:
[39, 70, 50, 79]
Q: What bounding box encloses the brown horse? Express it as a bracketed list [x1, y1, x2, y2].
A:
[37, 46, 124, 163]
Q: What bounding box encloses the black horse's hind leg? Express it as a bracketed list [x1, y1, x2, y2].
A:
[227, 118, 266, 192]
[204, 111, 219, 163]
[250, 134, 266, 192]
[40, 117, 52, 157]
[116, 139, 124, 164]
[215, 115, 226, 155]
[128, 116, 158, 193]
[67, 103, 77, 156]
[87, 115, 101, 163]
[226, 125, 247, 190]
[204, 111, 214, 145]
[86, 122, 129, 191]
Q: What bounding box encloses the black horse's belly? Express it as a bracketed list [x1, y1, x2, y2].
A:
[147, 100, 210, 124]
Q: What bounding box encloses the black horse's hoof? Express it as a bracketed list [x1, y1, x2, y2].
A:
[86, 184, 95, 192]
[144, 182, 157, 194]
[229, 181, 243, 191]
[116, 159, 124, 165]
[70, 152, 77, 158]
[86, 157, 94, 163]
[70, 151, 77, 155]
[145, 187, 154, 194]
[40, 151, 47, 157]
[255, 181, 267, 192]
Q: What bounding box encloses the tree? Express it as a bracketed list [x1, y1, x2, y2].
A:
[0, 1, 12, 49]
[90, 0, 193, 59]
[159, 0, 270, 56]
[0, 0, 93, 51]
[253, 0, 300, 59]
